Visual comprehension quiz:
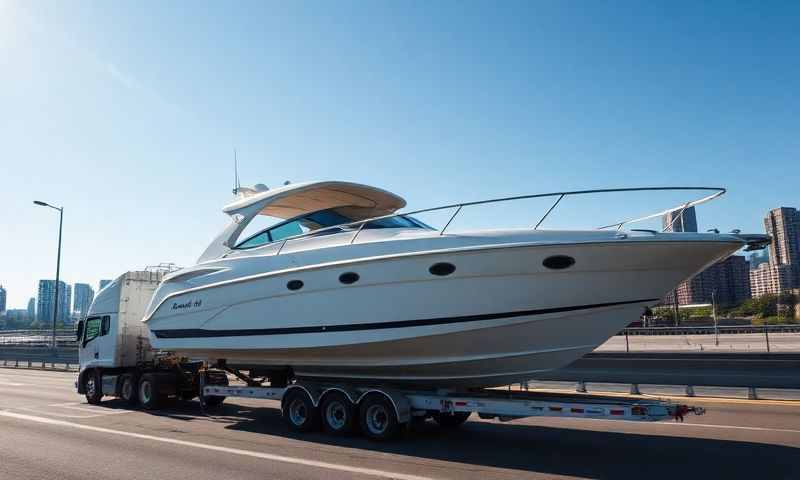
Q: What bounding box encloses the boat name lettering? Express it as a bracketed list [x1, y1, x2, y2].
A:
[172, 299, 202, 310]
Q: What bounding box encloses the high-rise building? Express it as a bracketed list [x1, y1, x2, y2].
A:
[0, 284, 6, 313]
[763, 207, 800, 288]
[750, 263, 794, 297]
[666, 255, 751, 306]
[73, 283, 95, 320]
[765, 207, 800, 266]
[5, 309, 29, 323]
[662, 206, 698, 232]
[37, 280, 71, 323]
[27, 297, 36, 319]
[99, 279, 112, 291]
[749, 250, 770, 270]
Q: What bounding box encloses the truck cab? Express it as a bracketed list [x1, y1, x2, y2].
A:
[76, 271, 166, 403]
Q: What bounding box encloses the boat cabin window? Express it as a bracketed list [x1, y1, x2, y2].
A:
[234, 208, 430, 250]
[268, 220, 310, 242]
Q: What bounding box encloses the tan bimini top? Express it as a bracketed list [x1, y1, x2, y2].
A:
[223, 181, 407, 220]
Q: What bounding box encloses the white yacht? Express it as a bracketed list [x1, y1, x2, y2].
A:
[142, 181, 767, 388]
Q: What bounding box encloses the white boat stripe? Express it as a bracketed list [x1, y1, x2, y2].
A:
[0, 410, 432, 480]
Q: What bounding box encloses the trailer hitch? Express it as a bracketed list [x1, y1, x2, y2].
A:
[672, 405, 706, 422]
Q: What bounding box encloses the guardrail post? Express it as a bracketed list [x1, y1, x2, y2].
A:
[41, 361, 45, 368]
[685, 385, 695, 397]
[27, 360, 31, 367]
[630, 384, 641, 395]
[16, 359, 19, 367]
[576, 381, 587, 393]
[625, 329, 630, 353]
[765, 326, 770, 352]
[748, 387, 759, 400]
[66, 363, 70, 370]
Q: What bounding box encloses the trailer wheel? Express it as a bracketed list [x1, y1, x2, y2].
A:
[433, 411, 471, 428]
[358, 393, 400, 441]
[138, 374, 162, 410]
[84, 370, 103, 405]
[282, 389, 320, 433]
[119, 374, 138, 406]
[201, 371, 229, 408]
[320, 391, 356, 435]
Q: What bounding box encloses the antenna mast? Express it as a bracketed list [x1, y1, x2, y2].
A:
[233, 148, 241, 195]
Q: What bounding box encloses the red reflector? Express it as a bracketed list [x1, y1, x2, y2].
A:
[455, 401, 467, 406]
[549, 406, 562, 411]
[571, 408, 584, 413]
[610, 409, 624, 415]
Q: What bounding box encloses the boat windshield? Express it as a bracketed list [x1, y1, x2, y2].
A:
[235, 208, 431, 249]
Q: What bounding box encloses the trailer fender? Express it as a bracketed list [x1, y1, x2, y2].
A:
[318, 386, 360, 407]
[282, 384, 320, 410]
[356, 389, 410, 425]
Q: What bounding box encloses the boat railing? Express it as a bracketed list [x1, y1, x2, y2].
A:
[274, 186, 726, 254]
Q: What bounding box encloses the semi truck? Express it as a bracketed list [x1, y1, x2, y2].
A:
[76, 270, 703, 440]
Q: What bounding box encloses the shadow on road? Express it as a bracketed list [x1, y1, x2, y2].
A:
[99, 398, 800, 479]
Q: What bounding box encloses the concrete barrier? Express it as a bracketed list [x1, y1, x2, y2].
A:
[537, 352, 800, 389]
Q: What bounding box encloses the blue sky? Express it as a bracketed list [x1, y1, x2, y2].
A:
[1, 1, 798, 308]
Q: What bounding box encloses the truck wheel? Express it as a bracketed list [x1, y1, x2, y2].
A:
[138, 374, 162, 410]
[84, 370, 103, 405]
[282, 389, 320, 433]
[432, 411, 471, 428]
[359, 393, 400, 441]
[119, 374, 138, 406]
[320, 391, 356, 435]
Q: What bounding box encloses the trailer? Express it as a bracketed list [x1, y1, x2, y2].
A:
[76, 271, 704, 441]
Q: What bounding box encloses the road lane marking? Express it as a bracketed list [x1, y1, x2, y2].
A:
[0, 380, 27, 386]
[47, 403, 133, 415]
[0, 410, 433, 480]
[660, 421, 800, 435]
[12, 407, 109, 419]
[551, 416, 800, 435]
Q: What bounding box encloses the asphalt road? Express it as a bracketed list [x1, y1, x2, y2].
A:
[1, 368, 798, 480]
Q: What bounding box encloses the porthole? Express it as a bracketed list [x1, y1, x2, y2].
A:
[542, 255, 575, 270]
[339, 272, 360, 285]
[429, 262, 456, 276]
[287, 280, 304, 291]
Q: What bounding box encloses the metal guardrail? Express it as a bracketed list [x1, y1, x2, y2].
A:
[0, 329, 76, 347]
[609, 324, 800, 354]
[620, 324, 800, 335]
[534, 352, 800, 400]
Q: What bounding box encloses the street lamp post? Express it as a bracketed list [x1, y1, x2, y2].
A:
[34, 200, 63, 349]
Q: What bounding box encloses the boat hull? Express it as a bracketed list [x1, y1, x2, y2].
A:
[144, 236, 742, 388]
